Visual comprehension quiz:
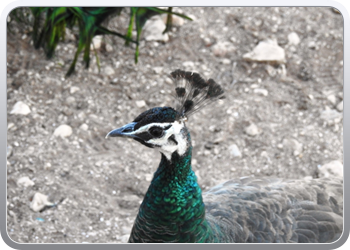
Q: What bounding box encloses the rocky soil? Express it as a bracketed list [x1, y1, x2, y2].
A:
[6, 7, 343, 243]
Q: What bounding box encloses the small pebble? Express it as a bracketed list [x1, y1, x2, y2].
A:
[136, 100, 146, 108]
[30, 193, 54, 212]
[17, 176, 35, 187]
[336, 101, 343, 112]
[104, 66, 115, 76]
[79, 123, 89, 131]
[245, 123, 261, 136]
[7, 145, 13, 158]
[318, 160, 343, 178]
[253, 88, 268, 96]
[143, 17, 169, 42]
[65, 96, 76, 105]
[70, 86, 80, 94]
[229, 144, 242, 158]
[327, 95, 337, 105]
[106, 44, 113, 52]
[91, 35, 103, 50]
[10, 101, 31, 115]
[288, 32, 300, 45]
[54, 124, 73, 138]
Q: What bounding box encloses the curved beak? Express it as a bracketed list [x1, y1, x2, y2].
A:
[105, 122, 137, 139]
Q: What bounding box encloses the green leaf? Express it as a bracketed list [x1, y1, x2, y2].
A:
[12, 7, 193, 77]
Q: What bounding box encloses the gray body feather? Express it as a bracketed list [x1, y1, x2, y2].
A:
[203, 176, 343, 243]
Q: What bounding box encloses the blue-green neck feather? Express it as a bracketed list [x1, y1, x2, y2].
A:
[128, 131, 222, 243]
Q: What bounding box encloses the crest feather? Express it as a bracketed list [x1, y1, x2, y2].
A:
[170, 69, 225, 120]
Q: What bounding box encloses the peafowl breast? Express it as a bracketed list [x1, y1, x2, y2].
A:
[106, 69, 343, 243]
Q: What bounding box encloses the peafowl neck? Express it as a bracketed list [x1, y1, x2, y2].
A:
[128, 130, 217, 243]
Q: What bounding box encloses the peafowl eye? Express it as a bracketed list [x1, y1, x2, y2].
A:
[149, 127, 164, 138]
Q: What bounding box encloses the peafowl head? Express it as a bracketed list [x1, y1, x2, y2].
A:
[106, 69, 225, 160]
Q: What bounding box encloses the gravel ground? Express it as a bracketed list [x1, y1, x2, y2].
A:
[6, 7, 343, 243]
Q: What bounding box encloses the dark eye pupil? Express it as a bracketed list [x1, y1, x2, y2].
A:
[150, 127, 163, 137]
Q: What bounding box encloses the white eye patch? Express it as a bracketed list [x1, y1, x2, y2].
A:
[134, 121, 188, 161]
[147, 123, 176, 144]
[134, 122, 173, 135]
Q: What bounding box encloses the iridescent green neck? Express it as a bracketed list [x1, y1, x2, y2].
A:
[128, 134, 218, 243]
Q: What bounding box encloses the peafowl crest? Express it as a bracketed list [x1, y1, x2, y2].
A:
[171, 69, 225, 120]
[106, 69, 343, 243]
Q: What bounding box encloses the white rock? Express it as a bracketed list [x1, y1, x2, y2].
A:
[336, 101, 343, 112]
[278, 64, 287, 77]
[44, 162, 52, 170]
[221, 58, 231, 65]
[104, 66, 115, 76]
[8, 123, 15, 130]
[212, 41, 236, 57]
[303, 176, 313, 181]
[7, 145, 13, 158]
[70, 86, 80, 94]
[253, 88, 268, 96]
[145, 174, 153, 182]
[288, 32, 300, 45]
[318, 160, 343, 178]
[106, 43, 113, 52]
[289, 45, 297, 52]
[195, 170, 201, 182]
[228, 144, 242, 158]
[266, 65, 276, 77]
[91, 35, 103, 50]
[282, 138, 303, 156]
[308, 41, 316, 49]
[78, 112, 86, 120]
[65, 96, 76, 105]
[136, 100, 146, 108]
[161, 14, 184, 26]
[192, 158, 198, 166]
[65, 29, 75, 41]
[153, 67, 163, 74]
[320, 109, 342, 124]
[54, 124, 73, 138]
[143, 17, 169, 42]
[203, 37, 212, 46]
[30, 193, 54, 212]
[187, 14, 197, 21]
[243, 39, 286, 64]
[79, 123, 89, 131]
[245, 123, 261, 136]
[17, 176, 35, 187]
[10, 101, 31, 115]
[327, 95, 337, 105]
[165, 77, 173, 84]
[182, 61, 194, 68]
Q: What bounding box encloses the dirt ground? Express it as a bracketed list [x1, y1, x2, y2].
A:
[6, 7, 343, 243]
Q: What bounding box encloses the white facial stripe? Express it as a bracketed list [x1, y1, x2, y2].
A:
[133, 122, 173, 135]
[133, 121, 188, 161]
[170, 121, 187, 155]
[147, 123, 177, 143]
[152, 121, 188, 160]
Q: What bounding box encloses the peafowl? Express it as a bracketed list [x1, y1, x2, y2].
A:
[106, 69, 343, 243]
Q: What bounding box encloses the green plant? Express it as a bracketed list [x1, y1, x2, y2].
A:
[9, 7, 192, 77]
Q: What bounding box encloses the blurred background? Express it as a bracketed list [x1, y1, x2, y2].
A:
[7, 7, 343, 243]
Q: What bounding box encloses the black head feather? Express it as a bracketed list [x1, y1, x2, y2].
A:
[170, 69, 225, 120]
